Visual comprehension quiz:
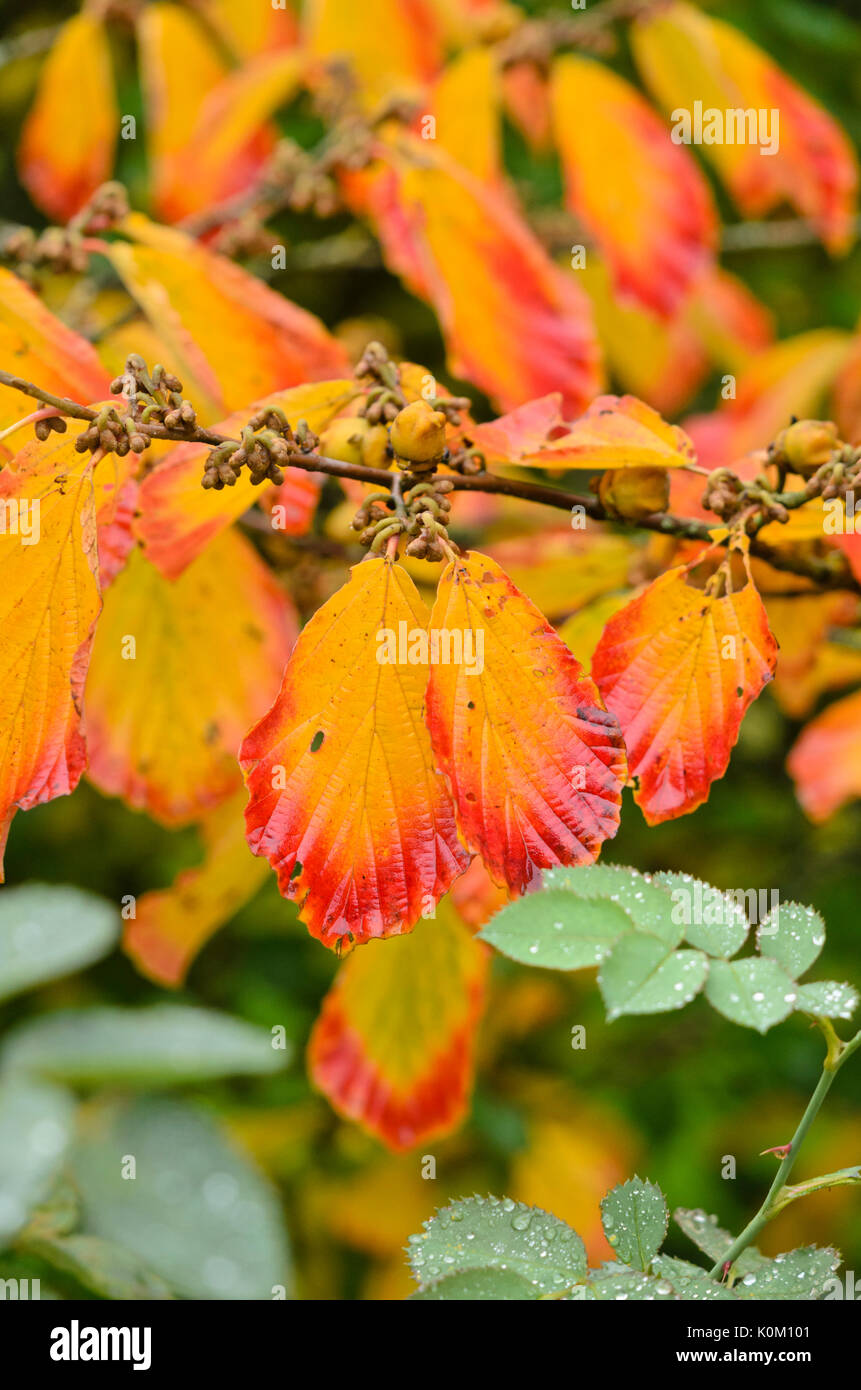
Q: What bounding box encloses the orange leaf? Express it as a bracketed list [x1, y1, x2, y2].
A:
[0, 268, 111, 460]
[788, 689, 861, 821]
[550, 55, 716, 317]
[124, 791, 269, 986]
[592, 561, 778, 824]
[473, 393, 696, 470]
[343, 133, 601, 414]
[308, 905, 487, 1149]
[104, 214, 350, 416]
[135, 379, 356, 578]
[425, 551, 626, 893]
[85, 531, 296, 825]
[632, 2, 858, 253]
[241, 557, 469, 948]
[0, 437, 101, 876]
[17, 13, 118, 222]
[137, 2, 273, 224]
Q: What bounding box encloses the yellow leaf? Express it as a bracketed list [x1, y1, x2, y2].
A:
[124, 791, 269, 986]
[0, 437, 101, 876]
[433, 47, 501, 184]
[308, 906, 487, 1148]
[632, 2, 858, 252]
[105, 214, 349, 416]
[550, 54, 716, 317]
[0, 268, 111, 459]
[18, 13, 118, 222]
[85, 531, 297, 825]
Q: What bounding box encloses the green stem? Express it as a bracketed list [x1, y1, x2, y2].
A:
[709, 1024, 861, 1278]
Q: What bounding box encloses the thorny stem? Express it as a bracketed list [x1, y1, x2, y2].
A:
[1, 368, 860, 595]
[708, 1025, 861, 1279]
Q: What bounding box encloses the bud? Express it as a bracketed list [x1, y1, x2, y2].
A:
[389, 401, 447, 466]
[597, 467, 669, 521]
[773, 419, 841, 478]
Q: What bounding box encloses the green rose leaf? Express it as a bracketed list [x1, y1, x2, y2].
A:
[408, 1196, 586, 1297]
[652, 1255, 738, 1300]
[599, 934, 709, 1020]
[733, 1247, 840, 1300]
[705, 958, 798, 1033]
[650, 872, 749, 959]
[410, 1267, 538, 1300]
[600, 1176, 668, 1270]
[794, 980, 858, 1019]
[758, 901, 825, 978]
[543, 864, 683, 945]
[479, 889, 631, 969]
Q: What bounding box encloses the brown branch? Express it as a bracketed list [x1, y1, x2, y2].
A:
[1, 368, 859, 596]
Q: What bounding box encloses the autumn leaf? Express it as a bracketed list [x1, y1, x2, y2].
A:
[241, 557, 469, 948]
[631, 1, 858, 253]
[104, 214, 350, 416]
[0, 437, 101, 876]
[788, 689, 861, 822]
[17, 12, 118, 222]
[137, 2, 274, 224]
[162, 50, 302, 224]
[135, 379, 356, 579]
[93, 455, 139, 589]
[483, 529, 634, 624]
[0, 268, 111, 460]
[432, 47, 501, 185]
[766, 589, 859, 719]
[85, 531, 296, 826]
[425, 552, 627, 894]
[124, 791, 269, 987]
[683, 330, 852, 472]
[580, 259, 773, 417]
[550, 55, 716, 317]
[342, 132, 601, 415]
[304, 0, 444, 107]
[472, 393, 696, 471]
[206, 0, 298, 57]
[308, 905, 487, 1150]
[592, 559, 778, 824]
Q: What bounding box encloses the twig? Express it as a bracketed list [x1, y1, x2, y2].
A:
[1, 367, 859, 595]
